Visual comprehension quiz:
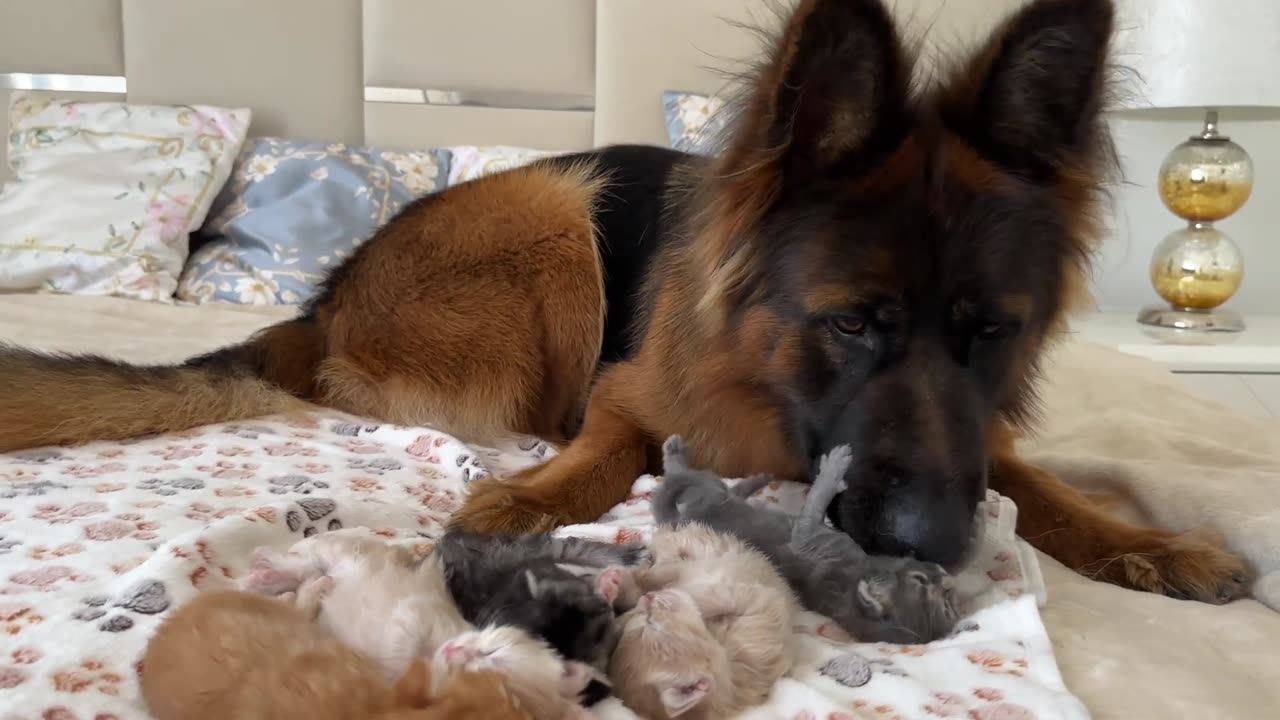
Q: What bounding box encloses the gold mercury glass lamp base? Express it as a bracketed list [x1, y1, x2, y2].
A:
[1136, 110, 1252, 333]
[1137, 304, 1245, 332]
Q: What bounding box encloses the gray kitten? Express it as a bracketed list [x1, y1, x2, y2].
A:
[434, 529, 645, 703]
[652, 435, 960, 644]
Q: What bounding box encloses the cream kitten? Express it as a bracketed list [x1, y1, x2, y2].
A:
[242, 532, 473, 678]
[435, 625, 598, 720]
[606, 524, 798, 719]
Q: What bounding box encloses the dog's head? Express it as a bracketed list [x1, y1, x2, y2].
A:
[688, 0, 1117, 568]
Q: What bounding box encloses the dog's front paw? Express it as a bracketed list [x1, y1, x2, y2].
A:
[1093, 527, 1251, 604]
[448, 478, 561, 534]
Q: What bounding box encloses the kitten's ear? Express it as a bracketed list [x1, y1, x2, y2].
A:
[856, 578, 892, 618]
[390, 658, 436, 708]
[938, 0, 1115, 179]
[524, 569, 540, 597]
[560, 661, 593, 691]
[659, 675, 713, 718]
[559, 661, 596, 696]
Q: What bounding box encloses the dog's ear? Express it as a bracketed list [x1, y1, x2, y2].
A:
[729, 0, 912, 181]
[939, 0, 1116, 180]
[692, 0, 913, 319]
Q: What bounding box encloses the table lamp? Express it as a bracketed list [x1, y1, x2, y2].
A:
[1113, 0, 1280, 332]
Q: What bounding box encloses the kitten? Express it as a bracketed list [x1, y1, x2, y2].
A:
[242, 532, 471, 679]
[435, 529, 640, 679]
[607, 523, 798, 719]
[434, 625, 597, 720]
[608, 588, 728, 720]
[139, 588, 529, 720]
[245, 531, 603, 712]
[395, 665, 535, 720]
[653, 435, 961, 644]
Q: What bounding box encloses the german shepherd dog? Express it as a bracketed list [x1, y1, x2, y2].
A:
[0, 0, 1250, 602]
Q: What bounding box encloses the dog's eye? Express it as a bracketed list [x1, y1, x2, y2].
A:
[828, 315, 867, 336]
[976, 322, 1004, 339]
[976, 319, 1020, 341]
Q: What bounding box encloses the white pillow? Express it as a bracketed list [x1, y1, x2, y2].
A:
[446, 144, 562, 186]
[0, 92, 250, 302]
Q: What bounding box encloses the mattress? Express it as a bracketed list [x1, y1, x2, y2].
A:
[1, 293, 1278, 719]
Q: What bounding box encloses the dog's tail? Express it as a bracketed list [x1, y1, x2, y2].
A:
[0, 318, 324, 453]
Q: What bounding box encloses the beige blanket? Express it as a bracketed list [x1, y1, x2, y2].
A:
[1022, 341, 1280, 717]
[2, 294, 1278, 717]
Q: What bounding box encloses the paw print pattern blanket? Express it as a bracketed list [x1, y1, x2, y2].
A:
[0, 410, 1089, 720]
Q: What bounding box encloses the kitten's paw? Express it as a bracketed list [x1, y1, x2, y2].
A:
[1085, 527, 1251, 604]
[596, 563, 640, 607]
[818, 444, 854, 482]
[293, 575, 335, 619]
[449, 479, 561, 534]
[595, 567, 624, 604]
[661, 435, 689, 470]
[241, 547, 301, 595]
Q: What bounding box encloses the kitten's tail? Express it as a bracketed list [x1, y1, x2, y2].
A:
[545, 535, 646, 567]
[651, 472, 722, 527]
[794, 445, 854, 541]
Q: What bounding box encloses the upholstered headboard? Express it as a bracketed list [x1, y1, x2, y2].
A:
[1, 0, 1029, 184]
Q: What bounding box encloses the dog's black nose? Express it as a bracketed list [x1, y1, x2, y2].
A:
[865, 491, 976, 568]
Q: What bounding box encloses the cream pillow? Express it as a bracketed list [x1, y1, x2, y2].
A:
[0, 92, 250, 302]
[446, 144, 563, 185]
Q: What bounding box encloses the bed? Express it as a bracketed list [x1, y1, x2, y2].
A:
[2, 1, 1279, 719]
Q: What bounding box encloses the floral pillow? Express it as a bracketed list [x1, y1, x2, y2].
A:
[662, 90, 730, 155]
[177, 138, 451, 305]
[0, 92, 250, 302]
[446, 145, 562, 185]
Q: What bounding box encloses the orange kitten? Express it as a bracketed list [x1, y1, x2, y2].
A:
[139, 589, 531, 720]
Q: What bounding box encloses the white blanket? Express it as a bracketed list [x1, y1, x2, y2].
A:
[0, 407, 1084, 720]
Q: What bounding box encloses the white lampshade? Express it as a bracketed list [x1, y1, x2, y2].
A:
[1113, 0, 1280, 111]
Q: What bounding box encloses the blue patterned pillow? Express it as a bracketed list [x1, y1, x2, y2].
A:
[662, 90, 731, 155]
[177, 138, 451, 305]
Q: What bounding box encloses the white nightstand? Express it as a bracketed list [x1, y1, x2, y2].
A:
[1068, 312, 1280, 420]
